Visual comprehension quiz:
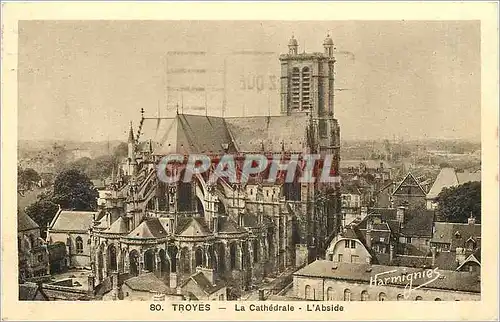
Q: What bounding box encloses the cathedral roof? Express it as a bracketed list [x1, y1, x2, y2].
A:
[136, 113, 309, 155]
[105, 216, 129, 234]
[224, 114, 308, 152]
[127, 218, 168, 239]
[218, 216, 247, 234]
[175, 217, 212, 237]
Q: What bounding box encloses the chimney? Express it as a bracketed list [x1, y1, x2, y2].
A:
[389, 244, 394, 263]
[397, 206, 405, 225]
[365, 219, 372, 249]
[468, 213, 476, 225]
[196, 266, 216, 285]
[431, 246, 437, 267]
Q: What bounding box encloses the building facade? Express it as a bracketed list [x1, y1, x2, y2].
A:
[87, 35, 342, 298]
[18, 211, 50, 282]
[293, 260, 480, 301]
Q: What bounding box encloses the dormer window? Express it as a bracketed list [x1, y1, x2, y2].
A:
[454, 231, 461, 239]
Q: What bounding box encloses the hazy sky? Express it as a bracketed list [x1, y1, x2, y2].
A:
[18, 20, 481, 142]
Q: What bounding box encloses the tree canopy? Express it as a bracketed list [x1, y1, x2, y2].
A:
[25, 198, 59, 238]
[52, 169, 98, 211]
[18, 167, 41, 191]
[436, 181, 481, 223]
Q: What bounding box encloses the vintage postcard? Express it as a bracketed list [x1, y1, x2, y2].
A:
[2, 1, 499, 321]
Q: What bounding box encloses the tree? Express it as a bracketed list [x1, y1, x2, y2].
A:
[436, 181, 481, 223]
[52, 169, 98, 211]
[18, 167, 41, 191]
[86, 155, 116, 179]
[25, 198, 59, 238]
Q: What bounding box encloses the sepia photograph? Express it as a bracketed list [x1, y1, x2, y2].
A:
[2, 2, 499, 321]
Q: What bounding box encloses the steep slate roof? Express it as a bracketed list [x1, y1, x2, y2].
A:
[105, 217, 129, 234]
[150, 115, 233, 155]
[123, 273, 173, 293]
[181, 271, 225, 295]
[176, 217, 212, 237]
[294, 260, 480, 293]
[392, 172, 426, 197]
[218, 216, 247, 234]
[429, 167, 459, 196]
[127, 218, 168, 239]
[49, 210, 97, 232]
[224, 114, 309, 152]
[431, 222, 481, 249]
[456, 171, 481, 185]
[18, 211, 39, 232]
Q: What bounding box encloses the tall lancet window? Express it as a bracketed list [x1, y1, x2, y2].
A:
[301, 67, 311, 109]
[291, 67, 300, 110]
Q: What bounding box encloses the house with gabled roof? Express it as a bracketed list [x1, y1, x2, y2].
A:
[391, 172, 427, 209]
[18, 211, 50, 282]
[47, 209, 98, 268]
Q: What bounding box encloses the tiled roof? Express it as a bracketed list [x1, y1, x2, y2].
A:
[431, 222, 481, 249]
[183, 271, 225, 295]
[391, 255, 433, 268]
[364, 208, 435, 237]
[127, 218, 168, 239]
[105, 217, 129, 234]
[18, 211, 39, 232]
[224, 114, 309, 152]
[49, 210, 97, 232]
[434, 251, 459, 271]
[401, 210, 435, 237]
[294, 260, 480, 293]
[124, 273, 174, 293]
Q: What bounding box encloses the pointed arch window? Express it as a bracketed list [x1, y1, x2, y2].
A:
[343, 289, 351, 301]
[75, 236, 84, 254]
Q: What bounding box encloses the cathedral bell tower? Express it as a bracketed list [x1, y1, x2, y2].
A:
[279, 34, 341, 156]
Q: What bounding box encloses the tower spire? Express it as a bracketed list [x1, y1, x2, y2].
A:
[128, 121, 135, 143]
